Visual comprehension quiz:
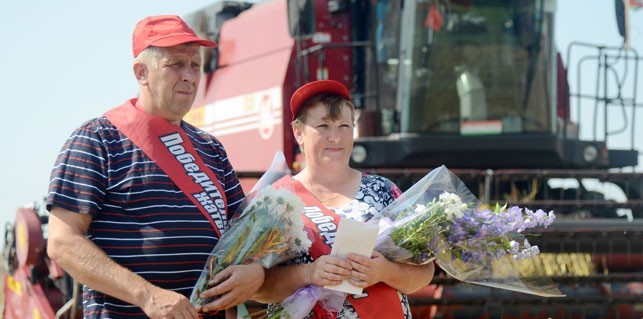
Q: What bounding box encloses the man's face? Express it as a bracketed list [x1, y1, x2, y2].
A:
[145, 43, 202, 122]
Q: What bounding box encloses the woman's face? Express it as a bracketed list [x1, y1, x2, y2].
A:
[295, 102, 354, 169]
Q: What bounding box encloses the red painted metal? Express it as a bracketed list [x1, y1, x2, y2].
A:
[188, 0, 355, 174]
[190, 0, 294, 173]
[15, 208, 44, 268]
[3, 208, 66, 319]
[220, 127, 286, 175]
[3, 267, 61, 319]
[303, 0, 353, 86]
[198, 0, 294, 103]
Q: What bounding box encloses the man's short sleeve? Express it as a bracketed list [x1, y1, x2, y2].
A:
[47, 120, 108, 216]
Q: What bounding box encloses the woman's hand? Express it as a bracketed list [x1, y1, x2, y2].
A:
[345, 251, 391, 288]
[308, 255, 352, 286]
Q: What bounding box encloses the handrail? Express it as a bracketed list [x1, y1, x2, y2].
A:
[565, 42, 640, 152]
[55, 278, 81, 319]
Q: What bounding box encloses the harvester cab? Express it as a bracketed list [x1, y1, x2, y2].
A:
[335, 0, 639, 170]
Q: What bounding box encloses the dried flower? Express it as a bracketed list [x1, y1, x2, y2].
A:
[190, 186, 311, 308]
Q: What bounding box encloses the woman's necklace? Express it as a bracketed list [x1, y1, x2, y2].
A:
[307, 173, 341, 204]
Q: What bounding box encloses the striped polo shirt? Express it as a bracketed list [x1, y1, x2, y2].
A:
[47, 115, 245, 319]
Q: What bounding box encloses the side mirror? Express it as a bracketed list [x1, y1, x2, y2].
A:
[287, 0, 315, 38]
[184, 2, 253, 73]
[614, 0, 626, 38]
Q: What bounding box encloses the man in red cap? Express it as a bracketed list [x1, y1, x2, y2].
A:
[46, 15, 263, 319]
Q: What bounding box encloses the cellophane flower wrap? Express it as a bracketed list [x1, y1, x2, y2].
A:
[190, 152, 313, 307]
[369, 165, 564, 297]
[273, 286, 345, 319]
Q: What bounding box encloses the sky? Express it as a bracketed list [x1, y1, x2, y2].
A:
[0, 1, 641, 244]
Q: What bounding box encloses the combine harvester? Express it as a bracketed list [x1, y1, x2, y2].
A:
[3, 0, 642, 317]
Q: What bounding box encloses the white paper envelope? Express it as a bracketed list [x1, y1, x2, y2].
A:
[324, 218, 379, 295]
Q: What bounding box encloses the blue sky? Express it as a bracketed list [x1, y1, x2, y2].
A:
[0, 1, 641, 237]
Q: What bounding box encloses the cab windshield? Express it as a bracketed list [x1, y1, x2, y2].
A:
[374, 0, 554, 135]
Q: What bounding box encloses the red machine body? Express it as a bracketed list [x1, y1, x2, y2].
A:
[186, 0, 353, 177]
[3, 207, 74, 319]
[183, 1, 643, 317]
[3, 0, 642, 318]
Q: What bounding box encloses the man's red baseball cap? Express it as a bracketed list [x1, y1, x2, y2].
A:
[290, 80, 351, 120]
[132, 15, 217, 58]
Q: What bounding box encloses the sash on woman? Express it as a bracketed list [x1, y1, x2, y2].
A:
[105, 99, 228, 237]
[275, 177, 404, 319]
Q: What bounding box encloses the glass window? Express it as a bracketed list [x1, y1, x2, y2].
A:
[397, 0, 554, 134]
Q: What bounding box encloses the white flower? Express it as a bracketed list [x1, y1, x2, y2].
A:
[438, 192, 466, 219]
[508, 240, 520, 254]
[512, 239, 540, 260]
[273, 188, 311, 254]
[414, 204, 427, 213]
[245, 187, 311, 255]
[439, 192, 462, 205]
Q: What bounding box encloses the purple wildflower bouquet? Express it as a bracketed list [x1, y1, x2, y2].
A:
[370, 165, 564, 297]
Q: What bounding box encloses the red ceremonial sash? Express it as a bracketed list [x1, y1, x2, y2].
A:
[104, 99, 227, 238]
[274, 177, 404, 319]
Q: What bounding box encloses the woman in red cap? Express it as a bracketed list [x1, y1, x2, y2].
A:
[256, 80, 435, 319]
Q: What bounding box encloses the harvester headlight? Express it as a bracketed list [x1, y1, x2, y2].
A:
[582, 144, 598, 163]
[351, 145, 367, 163]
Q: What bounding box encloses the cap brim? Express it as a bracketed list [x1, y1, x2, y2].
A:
[290, 80, 351, 120]
[151, 35, 218, 48]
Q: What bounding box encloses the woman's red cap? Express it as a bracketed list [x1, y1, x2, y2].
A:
[290, 80, 351, 120]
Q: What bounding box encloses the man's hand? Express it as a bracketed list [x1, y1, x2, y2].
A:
[199, 263, 265, 312]
[49, 207, 202, 318]
[140, 286, 200, 319]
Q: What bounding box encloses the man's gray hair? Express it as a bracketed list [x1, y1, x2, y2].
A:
[135, 46, 164, 69]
